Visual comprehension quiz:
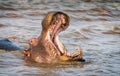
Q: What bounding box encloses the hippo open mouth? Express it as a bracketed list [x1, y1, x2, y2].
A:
[48, 13, 69, 55]
[22, 12, 85, 63]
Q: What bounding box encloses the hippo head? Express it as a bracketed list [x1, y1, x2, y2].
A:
[22, 11, 84, 63]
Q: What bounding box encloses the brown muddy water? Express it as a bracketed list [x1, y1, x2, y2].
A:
[0, 0, 120, 76]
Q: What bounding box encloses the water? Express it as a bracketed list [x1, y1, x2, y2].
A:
[0, 0, 120, 76]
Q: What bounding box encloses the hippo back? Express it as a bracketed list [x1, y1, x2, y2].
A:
[0, 39, 21, 51]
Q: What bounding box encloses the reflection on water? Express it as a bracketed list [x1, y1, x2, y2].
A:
[0, 0, 120, 76]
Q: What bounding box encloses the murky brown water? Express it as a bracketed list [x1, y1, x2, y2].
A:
[0, 0, 120, 76]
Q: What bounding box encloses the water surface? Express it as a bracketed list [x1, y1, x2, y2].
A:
[0, 0, 120, 76]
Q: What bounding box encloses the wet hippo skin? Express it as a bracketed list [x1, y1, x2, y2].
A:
[22, 11, 85, 63]
[0, 39, 21, 51]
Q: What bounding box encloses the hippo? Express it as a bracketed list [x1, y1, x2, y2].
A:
[22, 11, 85, 63]
[0, 39, 21, 51]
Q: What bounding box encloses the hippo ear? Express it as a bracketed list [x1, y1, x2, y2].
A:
[42, 12, 55, 30]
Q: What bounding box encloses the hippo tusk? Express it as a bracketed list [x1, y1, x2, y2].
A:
[59, 46, 84, 61]
[77, 46, 83, 57]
